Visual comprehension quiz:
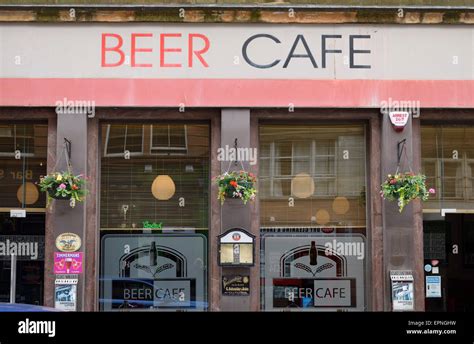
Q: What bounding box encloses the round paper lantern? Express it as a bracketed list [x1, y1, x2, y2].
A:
[151, 175, 176, 200]
[17, 182, 39, 205]
[315, 209, 330, 225]
[332, 196, 350, 215]
[291, 173, 315, 199]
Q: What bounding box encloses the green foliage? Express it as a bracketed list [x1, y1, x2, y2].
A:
[215, 170, 257, 205]
[38, 171, 87, 208]
[381, 172, 434, 212]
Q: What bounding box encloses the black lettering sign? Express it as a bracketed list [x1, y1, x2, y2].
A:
[241, 33, 372, 70]
[242, 34, 281, 69]
[349, 35, 371, 69]
[222, 275, 250, 296]
[283, 34, 318, 68]
[321, 35, 342, 68]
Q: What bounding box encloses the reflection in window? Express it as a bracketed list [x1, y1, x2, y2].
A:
[104, 124, 144, 157]
[101, 123, 209, 230]
[99, 122, 209, 312]
[151, 124, 188, 155]
[0, 124, 47, 209]
[421, 126, 474, 209]
[259, 124, 368, 312]
[259, 125, 366, 227]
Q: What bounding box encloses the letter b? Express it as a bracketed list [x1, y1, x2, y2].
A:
[102, 33, 125, 67]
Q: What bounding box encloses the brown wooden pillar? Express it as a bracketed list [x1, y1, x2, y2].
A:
[381, 113, 424, 311]
[210, 113, 222, 311]
[84, 116, 99, 311]
[44, 113, 57, 308]
[412, 117, 425, 311]
[369, 115, 384, 311]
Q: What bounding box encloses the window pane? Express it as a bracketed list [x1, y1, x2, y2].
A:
[314, 157, 334, 176]
[0, 124, 47, 208]
[260, 158, 270, 177]
[106, 125, 126, 155]
[421, 125, 474, 208]
[125, 125, 144, 153]
[275, 158, 292, 177]
[169, 125, 186, 148]
[292, 159, 310, 175]
[293, 142, 310, 157]
[151, 125, 169, 147]
[100, 123, 209, 311]
[105, 124, 143, 155]
[259, 124, 367, 312]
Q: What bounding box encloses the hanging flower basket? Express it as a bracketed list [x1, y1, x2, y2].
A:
[381, 172, 435, 212]
[47, 188, 71, 200]
[39, 171, 87, 208]
[215, 170, 257, 205]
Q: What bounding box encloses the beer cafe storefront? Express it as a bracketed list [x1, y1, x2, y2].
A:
[0, 21, 473, 312]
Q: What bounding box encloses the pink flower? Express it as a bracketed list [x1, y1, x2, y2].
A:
[59, 183, 66, 189]
[429, 188, 436, 194]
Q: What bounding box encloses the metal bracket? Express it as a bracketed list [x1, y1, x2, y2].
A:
[397, 139, 406, 166]
[234, 138, 238, 166]
[64, 138, 72, 162]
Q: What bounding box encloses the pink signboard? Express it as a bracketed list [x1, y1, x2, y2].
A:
[54, 252, 83, 274]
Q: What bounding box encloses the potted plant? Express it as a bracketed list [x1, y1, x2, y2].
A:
[39, 171, 87, 208]
[215, 170, 257, 205]
[381, 172, 435, 212]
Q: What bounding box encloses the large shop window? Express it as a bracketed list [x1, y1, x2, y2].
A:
[0, 123, 47, 305]
[99, 123, 209, 311]
[259, 124, 367, 311]
[422, 125, 474, 211]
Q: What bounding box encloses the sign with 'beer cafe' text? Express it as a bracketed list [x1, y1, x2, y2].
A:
[0, 24, 472, 108]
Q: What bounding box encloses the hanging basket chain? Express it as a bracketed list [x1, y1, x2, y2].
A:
[395, 139, 413, 174]
[63, 139, 77, 207]
[224, 138, 247, 174]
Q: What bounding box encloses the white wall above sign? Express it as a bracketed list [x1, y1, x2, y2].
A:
[389, 111, 410, 132]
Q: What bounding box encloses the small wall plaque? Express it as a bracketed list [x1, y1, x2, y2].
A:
[390, 270, 414, 311]
[218, 228, 255, 267]
[222, 275, 250, 296]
